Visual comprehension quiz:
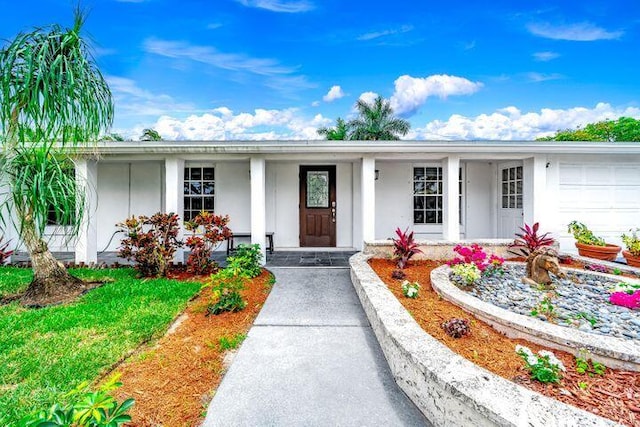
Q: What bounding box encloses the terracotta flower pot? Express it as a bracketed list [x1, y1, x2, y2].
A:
[575, 242, 621, 262]
[623, 250, 640, 267]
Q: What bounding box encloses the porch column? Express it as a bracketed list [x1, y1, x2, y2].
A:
[75, 159, 98, 265]
[165, 158, 185, 264]
[250, 156, 267, 264]
[361, 156, 376, 243]
[524, 155, 548, 228]
[442, 156, 460, 241]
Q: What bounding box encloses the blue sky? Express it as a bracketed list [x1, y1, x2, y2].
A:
[1, 0, 639, 140]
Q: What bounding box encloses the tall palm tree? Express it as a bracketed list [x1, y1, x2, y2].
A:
[348, 96, 410, 140]
[317, 117, 349, 140]
[0, 9, 113, 306]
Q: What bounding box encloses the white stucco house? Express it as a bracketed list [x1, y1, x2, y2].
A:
[5, 140, 640, 263]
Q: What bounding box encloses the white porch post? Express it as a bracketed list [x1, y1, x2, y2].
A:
[250, 156, 267, 264]
[165, 158, 185, 264]
[524, 155, 548, 228]
[75, 159, 98, 265]
[361, 156, 376, 244]
[442, 156, 460, 241]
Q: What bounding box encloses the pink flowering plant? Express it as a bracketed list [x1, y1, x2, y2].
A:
[448, 243, 505, 277]
[609, 282, 640, 309]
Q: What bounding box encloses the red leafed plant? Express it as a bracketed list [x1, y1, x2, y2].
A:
[0, 236, 13, 265]
[184, 211, 233, 274]
[509, 222, 555, 257]
[117, 212, 181, 277]
[392, 227, 422, 269]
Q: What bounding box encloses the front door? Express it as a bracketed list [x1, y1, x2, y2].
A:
[498, 162, 524, 238]
[300, 165, 336, 247]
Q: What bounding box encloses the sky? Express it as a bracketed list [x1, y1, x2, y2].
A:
[1, 0, 639, 141]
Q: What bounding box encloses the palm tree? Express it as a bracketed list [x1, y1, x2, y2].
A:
[140, 128, 162, 141]
[348, 96, 410, 140]
[0, 9, 113, 306]
[317, 117, 349, 140]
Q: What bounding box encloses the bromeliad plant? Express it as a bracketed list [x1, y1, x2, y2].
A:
[184, 211, 232, 274]
[509, 222, 555, 257]
[516, 345, 565, 384]
[392, 227, 422, 269]
[116, 213, 181, 277]
[19, 374, 134, 427]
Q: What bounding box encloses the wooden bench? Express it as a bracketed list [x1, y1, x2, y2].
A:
[226, 232, 274, 255]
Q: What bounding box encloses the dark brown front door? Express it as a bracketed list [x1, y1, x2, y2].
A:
[300, 165, 336, 247]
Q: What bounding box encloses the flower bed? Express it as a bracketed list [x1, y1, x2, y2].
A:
[356, 255, 639, 426]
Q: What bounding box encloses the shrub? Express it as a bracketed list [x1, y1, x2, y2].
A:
[441, 318, 471, 338]
[391, 269, 406, 280]
[516, 345, 565, 383]
[509, 222, 555, 257]
[19, 374, 134, 427]
[622, 228, 640, 256]
[116, 212, 181, 277]
[392, 227, 422, 269]
[567, 221, 605, 246]
[450, 262, 481, 286]
[184, 212, 232, 274]
[401, 280, 420, 298]
[218, 333, 247, 351]
[205, 268, 247, 315]
[227, 244, 263, 278]
[0, 235, 13, 265]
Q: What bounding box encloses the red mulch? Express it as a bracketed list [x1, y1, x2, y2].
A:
[369, 258, 640, 426]
[112, 270, 272, 427]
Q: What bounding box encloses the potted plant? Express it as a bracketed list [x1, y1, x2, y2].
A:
[621, 228, 640, 267]
[567, 221, 621, 261]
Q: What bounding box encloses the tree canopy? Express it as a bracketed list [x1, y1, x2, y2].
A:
[537, 117, 640, 142]
[317, 96, 410, 141]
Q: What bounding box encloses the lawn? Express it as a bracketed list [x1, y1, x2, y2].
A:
[0, 267, 201, 425]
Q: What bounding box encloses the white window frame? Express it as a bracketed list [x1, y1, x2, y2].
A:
[411, 163, 465, 229]
[183, 163, 216, 221]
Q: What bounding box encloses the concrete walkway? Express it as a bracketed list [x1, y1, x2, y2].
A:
[203, 267, 429, 427]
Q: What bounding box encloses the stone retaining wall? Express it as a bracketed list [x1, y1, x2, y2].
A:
[349, 252, 619, 427]
[363, 239, 515, 260]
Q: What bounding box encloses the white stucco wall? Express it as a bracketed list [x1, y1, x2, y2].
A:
[215, 161, 251, 237]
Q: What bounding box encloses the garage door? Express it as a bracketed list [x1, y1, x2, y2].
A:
[558, 163, 640, 251]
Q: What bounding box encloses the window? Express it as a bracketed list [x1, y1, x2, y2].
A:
[184, 166, 215, 221]
[413, 166, 463, 225]
[501, 166, 523, 209]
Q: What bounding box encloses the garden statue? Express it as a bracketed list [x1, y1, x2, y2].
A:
[522, 247, 565, 288]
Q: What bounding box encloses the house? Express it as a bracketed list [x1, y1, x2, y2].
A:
[5, 140, 640, 263]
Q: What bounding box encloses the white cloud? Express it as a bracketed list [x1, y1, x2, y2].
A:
[526, 72, 564, 82]
[207, 23, 223, 30]
[527, 22, 623, 41]
[410, 103, 640, 140]
[357, 91, 379, 106]
[532, 51, 560, 61]
[235, 0, 314, 13]
[152, 108, 331, 140]
[322, 85, 345, 102]
[106, 76, 195, 118]
[143, 38, 297, 76]
[357, 25, 414, 41]
[390, 74, 483, 116]
[311, 100, 320, 107]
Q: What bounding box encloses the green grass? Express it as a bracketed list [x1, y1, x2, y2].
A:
[216, 333, 247, 351]
[0, 267, 200, 425]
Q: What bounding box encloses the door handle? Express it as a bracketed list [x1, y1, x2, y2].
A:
[331, 206, 336, 223]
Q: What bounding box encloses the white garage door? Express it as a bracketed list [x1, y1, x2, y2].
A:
[558, 163, 640, 252]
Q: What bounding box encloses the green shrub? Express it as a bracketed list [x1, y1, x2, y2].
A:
[227, 244, 263, 278]
[218, 333, 247, 351]
[622, 228, 640, 256]
[19, 375, 134, 427]
[205, 268, 247, 315]
[567, 221, 606, 246]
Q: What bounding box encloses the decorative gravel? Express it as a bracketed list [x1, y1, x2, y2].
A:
[451, 265, 640, 340]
